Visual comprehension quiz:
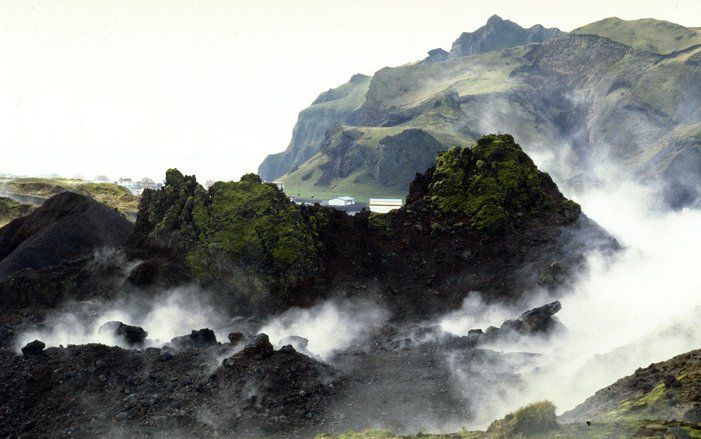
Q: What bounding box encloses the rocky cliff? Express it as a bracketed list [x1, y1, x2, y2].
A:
[129, 135, 614, 318]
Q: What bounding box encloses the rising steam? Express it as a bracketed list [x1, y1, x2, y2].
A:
[439, 177, 701, 427]
[15, 286, 229, 351]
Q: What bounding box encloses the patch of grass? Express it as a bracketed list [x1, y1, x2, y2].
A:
[487, 401, 558, 437]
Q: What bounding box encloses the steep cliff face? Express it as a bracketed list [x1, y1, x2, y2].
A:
[261, 17, 701, 208]
[258, 74, 370, 181]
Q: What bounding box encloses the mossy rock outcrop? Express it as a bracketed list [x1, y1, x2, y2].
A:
[409, 134, 581, 235]
[128, 135, 610, 317]
[130, 169, 335, 310]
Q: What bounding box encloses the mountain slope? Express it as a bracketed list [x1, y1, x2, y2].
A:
[561, 348, 701, 425]
[261, 16, 701, 207]
[258, 15, 560, 183]
[258, 74, 371, 181]
[574, 17, 701, 54]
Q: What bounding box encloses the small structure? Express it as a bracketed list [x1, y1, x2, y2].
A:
[369, 198, 403, 213]
[272, 181, 285, 191]
[328, 196, 355, 207]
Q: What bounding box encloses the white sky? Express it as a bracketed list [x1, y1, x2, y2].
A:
[1, 0, 700, 182]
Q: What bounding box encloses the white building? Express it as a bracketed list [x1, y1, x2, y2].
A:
[328, 196, 355, 206]
[369, 198, 403, 213]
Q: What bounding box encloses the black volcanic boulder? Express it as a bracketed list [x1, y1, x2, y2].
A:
[240, 333, 275, 360]
[510, 301, 563, 334]
[21, 339, 45, 356]
[189, 328, 217, 347]
[98, 321, 148, 346]
[0, 191, 133, 279]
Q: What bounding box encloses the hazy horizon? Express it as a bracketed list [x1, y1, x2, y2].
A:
[2, 0, 701, 183]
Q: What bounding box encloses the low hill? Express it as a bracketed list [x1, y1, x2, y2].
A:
[0, 192, 134, 279]
[0, 177, 140, 219]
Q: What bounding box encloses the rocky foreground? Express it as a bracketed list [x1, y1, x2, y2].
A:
[0, 301, 567, 438]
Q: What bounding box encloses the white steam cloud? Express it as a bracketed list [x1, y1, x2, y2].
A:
[15, 286, 229, 351]
[259, 299, 389, 361]
[440, 178, 701, 428]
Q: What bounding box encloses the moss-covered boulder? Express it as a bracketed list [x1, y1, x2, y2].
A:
[411, 134, 580, 235]
[131, 169, 333, 309]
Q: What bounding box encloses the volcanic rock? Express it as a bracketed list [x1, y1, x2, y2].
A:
[98, 321, 148, 346]
[228, 332, 245, 345]
[21, 339, 45, 356]
[189, 328, 217, 347]
[241, 333, 274, 360]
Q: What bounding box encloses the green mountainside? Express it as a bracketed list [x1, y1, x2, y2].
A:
[259, 16, 701, 207]
[258, 74, 371, 181]
[574, 17, 701, 54]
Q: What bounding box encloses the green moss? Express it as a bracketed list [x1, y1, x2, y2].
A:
[487, 401, 559, 438]
[136, 169, 332, 305]
[424, 134, 578, 234]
